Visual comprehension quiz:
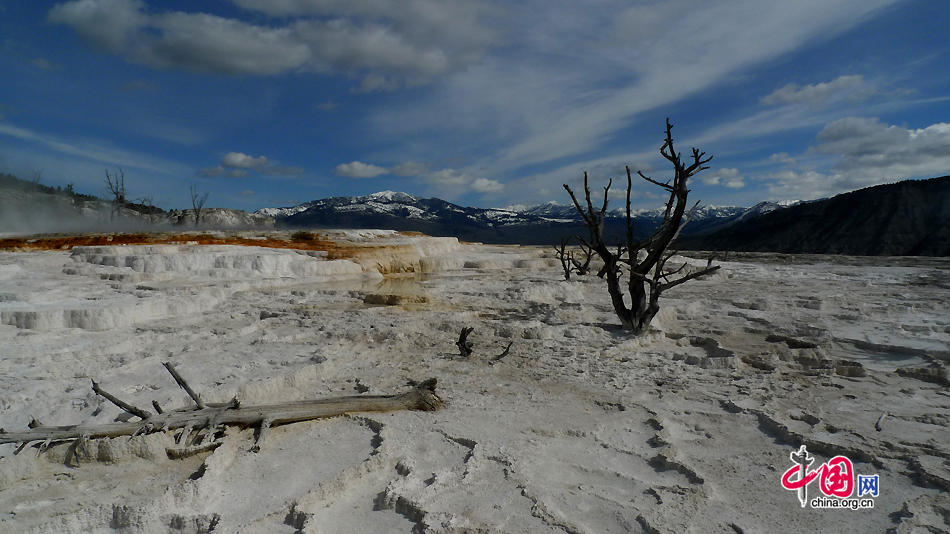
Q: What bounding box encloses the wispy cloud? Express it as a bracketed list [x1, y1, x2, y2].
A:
[372, 0, 902, 172]
[0, 122, 186, 174]
[760, 75, 869, 105]
[334, 161, 388, 178]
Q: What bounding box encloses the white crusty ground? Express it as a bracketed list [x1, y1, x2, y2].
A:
[0, 233, 948, 533]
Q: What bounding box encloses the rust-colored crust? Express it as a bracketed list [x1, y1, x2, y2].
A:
[0, 230, 427, 260]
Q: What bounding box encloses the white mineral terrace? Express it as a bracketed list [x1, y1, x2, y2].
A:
[0, 231, 948, 533]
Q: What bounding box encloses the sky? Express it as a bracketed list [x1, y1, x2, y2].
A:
[1, 0, 949, 213]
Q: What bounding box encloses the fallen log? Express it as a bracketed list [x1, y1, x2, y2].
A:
[0, 365, 442, 458]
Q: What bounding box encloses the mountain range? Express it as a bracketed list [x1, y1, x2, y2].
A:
[257, 176, 950, 256]
[254, 190, 788, 246]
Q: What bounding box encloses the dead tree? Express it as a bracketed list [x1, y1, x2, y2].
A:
[563, 119, 721, 334]
[30, 170, 42, 196]
[104, 168, 126, 221]
[0, 363, 443, 460]
[554, 237, 575, 280]
[190, 184, 209, 226]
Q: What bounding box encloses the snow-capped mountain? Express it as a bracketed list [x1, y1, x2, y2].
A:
[503, 201, 580, 220]
[255, 191, 782, 245]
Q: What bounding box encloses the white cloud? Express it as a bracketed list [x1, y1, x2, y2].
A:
[759, 118, 950, 200]
[769, 152, 797, 165]
[471, 177, 504, 193]
[425, 168, 471, 186]
[334, 161, 388, 178]
[815, 117, 950, 180]
[222, 152, 268, 168]
[761, 75, 867, 106]
[417, 167, 504, 197]
[762, 169, 835, 200]
[202, 152, 301, 177]
[144, 12, 311, 75]
[699, 168, 744, 188]
[48, 0, 149, 52]
[48, 0, 498, 87]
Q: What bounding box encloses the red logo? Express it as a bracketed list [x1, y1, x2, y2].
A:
[781, 445, 858, 507]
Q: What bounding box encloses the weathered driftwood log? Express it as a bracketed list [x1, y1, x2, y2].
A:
[0, 365, 442, 459]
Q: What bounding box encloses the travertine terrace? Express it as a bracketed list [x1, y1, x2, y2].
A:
[0, 230, 948, 533]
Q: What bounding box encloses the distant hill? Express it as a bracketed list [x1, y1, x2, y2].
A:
[679, 176, 950, 256]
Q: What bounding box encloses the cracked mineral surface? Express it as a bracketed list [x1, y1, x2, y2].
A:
[1, 231, 948, 533]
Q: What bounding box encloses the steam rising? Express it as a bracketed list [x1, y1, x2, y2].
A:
[0, 189, 272, 237]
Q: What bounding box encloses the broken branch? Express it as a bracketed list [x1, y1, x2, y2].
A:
[91, 380, 152, 420]
[490, 342, 514, 365]
[163, 362, 206, 409]
[457, 327, 474, 357]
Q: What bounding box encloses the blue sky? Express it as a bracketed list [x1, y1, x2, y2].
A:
[1, 0, 949, 213]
